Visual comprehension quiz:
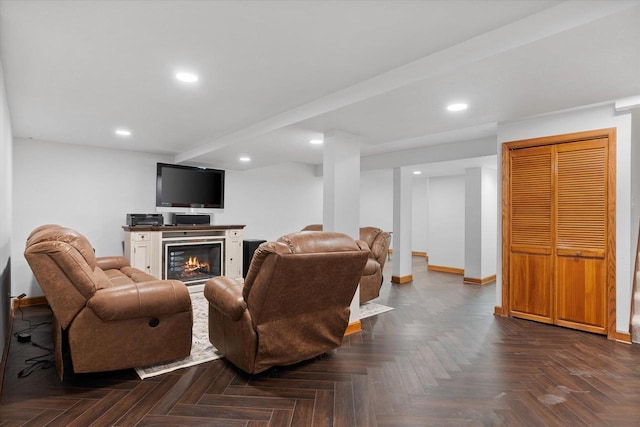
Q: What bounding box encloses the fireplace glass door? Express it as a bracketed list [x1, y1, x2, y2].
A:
[164, 240, 223, 285]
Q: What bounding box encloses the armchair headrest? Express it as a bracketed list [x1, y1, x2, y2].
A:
[24, 225, 99, 329]
[279, 231, 363, 254]
[27, 223, 62, 241]
[301, 224, 323, 232]
[26, 226, 96, 271]
[359, 227, 383, 244]
[243, 231, 369, 301]
[301, 225, 387, 248]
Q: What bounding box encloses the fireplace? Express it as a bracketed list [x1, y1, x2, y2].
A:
[163, 240, 223, 285]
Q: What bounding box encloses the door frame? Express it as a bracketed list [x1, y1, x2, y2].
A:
[500, 128, 616, 339]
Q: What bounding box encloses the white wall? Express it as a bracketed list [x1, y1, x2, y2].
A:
[360, 169, 393, 233]
[632, 108, 640, 268]
[497, 103, 634, 334]
[464, 167, 497, 280]
[412, 177, 428, 253]
[427, 175, 465, 269]
[11, 137, 499, 300]
[322, 131, 361, 239]
[464, 168, 482, 279]
[392, 167, 414, 279]
[481, 167, 497, 278]
[12, 139, 174, 297]
[0, 59, 12, 373]
[359, 169, 428, 253]
[215, 162, 323, 241]
[12, 139, 323, 297]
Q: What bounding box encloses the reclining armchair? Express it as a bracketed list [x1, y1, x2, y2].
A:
[204, 231, 369, 374]
[24, 225, 193, 378]
[301, 225, 391, 304]
[358, 227, 392, 303]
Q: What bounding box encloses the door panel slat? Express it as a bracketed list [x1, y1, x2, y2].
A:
[510, 151, 551, 248]
[556, 143, 606, 251]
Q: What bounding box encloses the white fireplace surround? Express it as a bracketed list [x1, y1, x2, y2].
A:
[123, 225, 244, 293]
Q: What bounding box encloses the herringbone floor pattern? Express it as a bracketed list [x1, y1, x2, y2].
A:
[2, 257, 640, 426]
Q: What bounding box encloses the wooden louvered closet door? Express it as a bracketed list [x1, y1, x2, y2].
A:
[509, 146, 553, 324]
[555, 139, 608, 334]
[506, 133, 612, 335]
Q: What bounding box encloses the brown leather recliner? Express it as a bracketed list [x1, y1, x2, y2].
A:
[24, 225, 193, 378]
[358, 227, 392, 303]
[301, 225, 391, 304]
[204, 231, 369, 374]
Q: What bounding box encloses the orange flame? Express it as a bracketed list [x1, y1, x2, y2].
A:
[183, 256, 210, 274]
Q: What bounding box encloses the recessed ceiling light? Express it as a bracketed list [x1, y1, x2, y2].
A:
[447, 103, 468, 112]
[239, 156, 251, 162]
[176, 72, 198, 83]
[413, 171, 422, 175]
[115, 129, 131, 136]
[310, 139, 323, 145]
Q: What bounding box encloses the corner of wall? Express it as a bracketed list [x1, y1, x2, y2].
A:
[0, 57, 14, 399]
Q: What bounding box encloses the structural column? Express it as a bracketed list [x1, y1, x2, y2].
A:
[464, 167, 497, 284]
[322, 130, 361, 237]
[323, 130, 362, 324]
[392, 167, 413, 283]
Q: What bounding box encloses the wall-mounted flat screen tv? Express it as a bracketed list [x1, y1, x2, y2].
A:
[156, 163, 225, 210]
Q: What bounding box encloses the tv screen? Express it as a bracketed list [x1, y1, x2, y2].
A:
[156, 163, 225, 209]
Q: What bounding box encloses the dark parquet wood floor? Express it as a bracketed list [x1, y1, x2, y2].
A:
[2, 257, 640, 426]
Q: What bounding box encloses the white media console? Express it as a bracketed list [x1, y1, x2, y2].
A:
[123, 225, 245, 290]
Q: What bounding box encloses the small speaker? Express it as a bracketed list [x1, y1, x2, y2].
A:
[170, 214, 210, 226]
[243, 239, 266, 278]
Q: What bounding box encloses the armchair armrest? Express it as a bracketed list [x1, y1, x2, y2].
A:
[356, 240, 371, 253]
[95, 256, 130, 271]
[87, 280, 191, 321]
[204, 276, 247, 321]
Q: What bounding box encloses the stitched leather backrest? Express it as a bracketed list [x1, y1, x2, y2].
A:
[242, 231, 369, 372]
[301, 225, 390, 268]
[359, 227, 391, 268]
[24, 226, 98, 328]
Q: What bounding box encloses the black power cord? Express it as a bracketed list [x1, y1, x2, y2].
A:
[11, 294, 55, 378]
[17, 343, 55, 378]
[12, 297, 52, 341]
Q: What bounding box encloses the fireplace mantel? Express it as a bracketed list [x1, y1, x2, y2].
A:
[123, 225, 245, 288]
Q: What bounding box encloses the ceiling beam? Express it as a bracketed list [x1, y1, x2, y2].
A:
[361, 137, 497, 171]
[175, 1, 638, 164]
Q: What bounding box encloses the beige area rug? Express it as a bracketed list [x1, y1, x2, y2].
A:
[136, 293, 393, 379]
[359, 301, 394, 319]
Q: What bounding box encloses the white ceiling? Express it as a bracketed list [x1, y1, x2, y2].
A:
[1, 1, 639, 174]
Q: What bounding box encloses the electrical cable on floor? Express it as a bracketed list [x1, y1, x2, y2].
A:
[11, 301, 55, 378]
[17, 343, 54, 378]
[12, 303, 52, 339]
